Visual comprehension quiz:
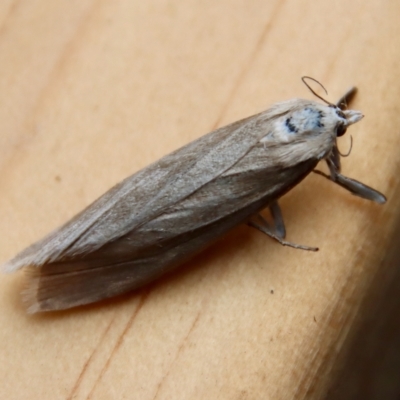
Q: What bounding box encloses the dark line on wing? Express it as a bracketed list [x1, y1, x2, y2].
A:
[86, 291, 150, 400]
[66, 313, 117, 400]
[211, 0, 286, 130]
[152, 311, 202, 400]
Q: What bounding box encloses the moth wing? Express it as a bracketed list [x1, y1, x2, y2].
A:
[24, 155, 318, 312]
[4, 111, 275, 272]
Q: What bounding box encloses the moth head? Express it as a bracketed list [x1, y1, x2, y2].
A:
[333, 108, 363, 137]
[301, 76, 364, 138]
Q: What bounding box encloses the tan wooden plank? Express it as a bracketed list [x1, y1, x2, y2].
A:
[0, 1, 399, 399]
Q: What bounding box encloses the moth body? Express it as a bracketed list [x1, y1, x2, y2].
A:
[2, 83, 385, 313]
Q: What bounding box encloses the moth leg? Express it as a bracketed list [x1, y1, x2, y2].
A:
[248, 214, 318, 252]
[315, 88, 386, 203]
[329, 143, 341, 172]
[313, 160, 386, 204]
[269, 200, 286, 239]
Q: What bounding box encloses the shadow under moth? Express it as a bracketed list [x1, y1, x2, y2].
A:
[2, 77, 386, 313]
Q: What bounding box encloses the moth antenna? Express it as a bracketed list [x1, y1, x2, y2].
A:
[338, 135, 353, 158]
[301, 76, 333, 106]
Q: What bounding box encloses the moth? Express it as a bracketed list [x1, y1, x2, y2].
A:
[3, 77, 386, 313]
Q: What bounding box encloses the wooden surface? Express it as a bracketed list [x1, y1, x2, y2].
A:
[0, 1, 399, 399]
[325, 219, 400, 399]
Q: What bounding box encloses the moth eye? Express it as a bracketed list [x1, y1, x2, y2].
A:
[335, 109, 346, 119]
[336, 124, 347, 137]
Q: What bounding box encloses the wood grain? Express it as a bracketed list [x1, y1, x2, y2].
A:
[0, 1, 399, 399]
